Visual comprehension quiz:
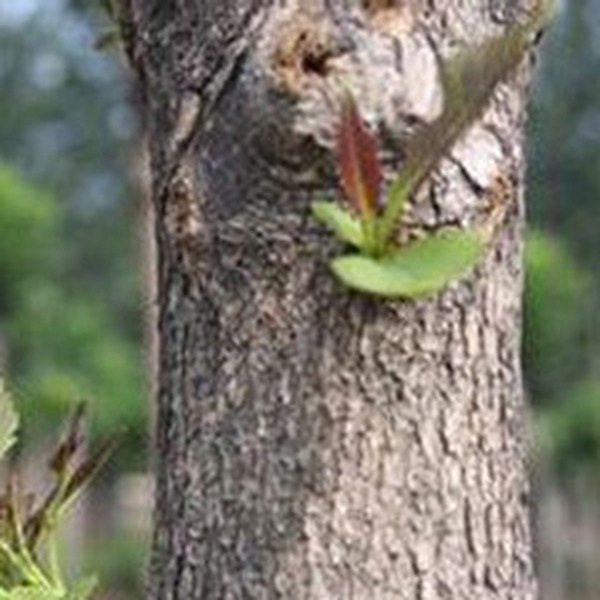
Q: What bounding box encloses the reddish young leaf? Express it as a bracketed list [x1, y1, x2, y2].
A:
[336, 93, 382, 217]
[49, 402, 86, 475]
[62, 434, 120, 506]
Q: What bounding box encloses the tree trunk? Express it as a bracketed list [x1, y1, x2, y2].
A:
[123, 0, 537, 597]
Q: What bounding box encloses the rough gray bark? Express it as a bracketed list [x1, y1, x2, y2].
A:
[123, 0, 538, 598]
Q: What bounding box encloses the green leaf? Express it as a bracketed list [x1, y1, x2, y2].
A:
[0, 381, 19, 459]
[0, 586, 62, 600]
[311, 201, 365, 248]
[0, 576, 95, 599]
[380, 177, 409, 240]
[330, 228, 486, 297]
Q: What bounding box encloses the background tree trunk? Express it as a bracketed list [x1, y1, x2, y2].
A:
[124, 0, 537, 597]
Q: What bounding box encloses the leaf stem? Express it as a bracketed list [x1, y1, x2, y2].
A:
[47, 532, 64, 593]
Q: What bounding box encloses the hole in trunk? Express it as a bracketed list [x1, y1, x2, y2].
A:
[271, 17, 339, 91]
[301, 44, 332, 77]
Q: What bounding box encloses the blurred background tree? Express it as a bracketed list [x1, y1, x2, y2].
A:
[0, 1, 147, 597]
[0, 0, 598, 598]
[0, 1, 146, 459]
[525, 0, 600, 476]
[525, 1, 600, 598]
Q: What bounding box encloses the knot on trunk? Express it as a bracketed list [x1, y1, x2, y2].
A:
[270, 14, 344, 93]
[246, 5, 442, 170]
[198, 5, 443, 220]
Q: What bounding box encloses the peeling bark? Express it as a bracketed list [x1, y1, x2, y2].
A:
[124, 0, 537, 598]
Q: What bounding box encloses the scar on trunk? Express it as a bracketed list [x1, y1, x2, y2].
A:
[163, 162, 205, 272]
[269, 2, 416, 93]
[361, 0, 416, 35]
[271, 15, 339, 92]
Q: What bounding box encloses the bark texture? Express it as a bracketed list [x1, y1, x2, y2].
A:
[125, 0, 538, 597]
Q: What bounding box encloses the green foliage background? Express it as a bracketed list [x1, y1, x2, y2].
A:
[525, 0, 600, 478]
[0, 3, 146, 463]
[0, 2, 147, 595]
